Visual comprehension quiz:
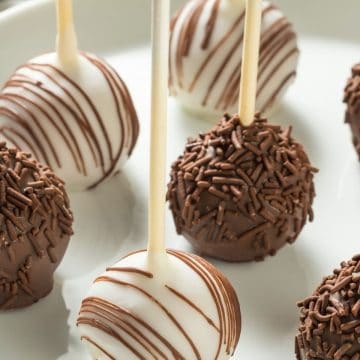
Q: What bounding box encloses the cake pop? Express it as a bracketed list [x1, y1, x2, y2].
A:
[169, 0, 299, 118]
[167, 0, 316, 262]
[0, 143, 73, 310]
[0, 0, 139, 191]
[77, 249, 241, 359]
[296, 254, 360, 359]
[167, 113, 316, 262]
[344, 63, 360, 158]
[77, 1, 241, 358]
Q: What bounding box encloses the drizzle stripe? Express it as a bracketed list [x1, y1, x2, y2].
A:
[4, 77, 93, 174]
[80, 296, 186, 359]
[25, 64, 102, 168]
[81, 336, 116, 360]
[78, 317, 145, 359]
[0, 106, 51, 165]
[0, 94, 60, 167]
[80, 308, 164, 359]
[106, 267, 154, 278]
[95, 276, 201, 360]
[2, 80, 85, 172]
[0, 52, 139, 189]
[170, 0, 298, 114]
[167, 250, 241, 358]
[165, 284, 220, 332]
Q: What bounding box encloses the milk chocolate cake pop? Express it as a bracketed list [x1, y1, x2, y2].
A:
[167, 113, 316, 262]
[344, 64, 360, 158]
[0, 143, 73, 310]
[169, 0, 299, 118]
[0, 0, 139, 191]
[77, 2, 241, 357]
[167, 0, 316, 262]
[295, 254, 360, 359]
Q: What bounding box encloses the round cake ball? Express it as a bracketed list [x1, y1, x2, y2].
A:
[77, 249, 241, 359]
[0, 52, 139, 191]
[167, 114, 317, 262]
[0, 143, 73, 310]
[344, 63, 360, 158]
[296, 255, 360, 359]
[169, 0, 299, 118]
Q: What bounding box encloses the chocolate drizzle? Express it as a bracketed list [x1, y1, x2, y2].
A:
[296, 255, 360, 359]
[0, 52, 139, 190]
[169, 0, 299, 115]
[344, 63, 360, 158]
[167, 249, 240, 357]
[106, 266, 154, 279]
[77, 249, 241, 359]
[167, 114, 317, 262]
[0, 143, 73, 310]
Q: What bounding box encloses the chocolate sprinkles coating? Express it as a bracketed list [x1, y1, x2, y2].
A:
[167, 113, 317, 262]
[77, 249, 241, 359]
[296, 255, 360, 360]
[169, 0, 299, 117]
[0, 143, 73, 310]
[0, 52, 139, 190]
[344, 63, 360, 159]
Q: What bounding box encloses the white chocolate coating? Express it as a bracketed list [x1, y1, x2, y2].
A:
[77, 250, 241, 360]
[169, 0, 299, 118]
[0, 52, 139, 191]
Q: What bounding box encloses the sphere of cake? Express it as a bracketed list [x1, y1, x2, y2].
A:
[167, 113, 317, 262]
[169, 0, 299, 118]
[296, 254, 360, 359]
[344, 63, 360, 158]
[77, 249, 241, 359]
[0, 52, 139, 191]
[0, 143, 73, 310]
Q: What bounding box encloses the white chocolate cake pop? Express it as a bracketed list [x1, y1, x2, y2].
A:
[0, 1, 139, 191]
[77, 250, 241, 359]
[77, 1, 241, 358]
[169, 0, 299, 118]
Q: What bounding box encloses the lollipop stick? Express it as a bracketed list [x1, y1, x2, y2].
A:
[148, 0, 170, 253]
[56, 0, 78, 66]
[238, 0, 262, 126]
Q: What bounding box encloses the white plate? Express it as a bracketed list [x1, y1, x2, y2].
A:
[0, 0, 360, 359]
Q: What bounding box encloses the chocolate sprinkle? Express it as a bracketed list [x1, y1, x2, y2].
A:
[344, 64, 360, 159]
[0, 143, 73, 310]
[167, 113, 317, 262]
[296, 255, 360, 359]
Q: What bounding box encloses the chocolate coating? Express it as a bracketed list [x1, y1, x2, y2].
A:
[167, 114, 316, 262]
[0, 144, 73, 310]
[77, 249, 241, 359]
[0, 52, 140, 191]
[296, 254, 360, 359]
[169, 0, 299, 118]
[344, 64, 360, 158]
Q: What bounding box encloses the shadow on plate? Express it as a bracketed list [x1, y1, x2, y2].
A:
[56, 172, 136, 280]
[0, 281, 69, 360]
[57, 275, 94, 360]
[215, 242, 319, 346]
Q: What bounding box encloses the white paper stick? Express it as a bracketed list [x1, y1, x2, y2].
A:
[148, 0, 170, 253]
[238, 0, 262, 126]
[56, 0, 78, 66]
